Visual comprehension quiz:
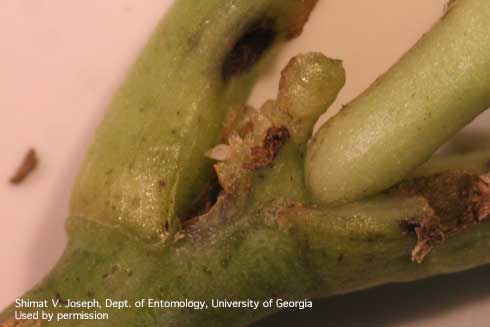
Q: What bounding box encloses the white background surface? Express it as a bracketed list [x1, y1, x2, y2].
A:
[1, 0, 490, 326]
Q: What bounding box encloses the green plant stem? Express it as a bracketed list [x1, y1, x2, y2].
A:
[4, 1, 490, 326]
[2, 149, 490, 327]
[305, 0, 490, 206]
[70, 0, 318, 240]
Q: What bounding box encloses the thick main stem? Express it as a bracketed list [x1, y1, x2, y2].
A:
[2, 151, 490, 327]
[70, 0, 318, 241]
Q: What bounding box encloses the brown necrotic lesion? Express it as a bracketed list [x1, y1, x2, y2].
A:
[222, 18, 277, 81]
[243, 126, 290, 171]
[397, 172, 490, 263]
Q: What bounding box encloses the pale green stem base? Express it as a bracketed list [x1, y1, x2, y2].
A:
[2, 150, 490, 327]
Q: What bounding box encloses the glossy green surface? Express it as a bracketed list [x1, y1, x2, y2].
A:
[306, 0, 490, 206]
[277, 52, 345, 142]
[251, 52, 345, 205]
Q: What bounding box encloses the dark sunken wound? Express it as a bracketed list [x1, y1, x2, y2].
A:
[222, 18, 277, 81]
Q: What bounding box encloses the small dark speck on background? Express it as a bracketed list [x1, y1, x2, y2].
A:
[9, 148, 38, 185]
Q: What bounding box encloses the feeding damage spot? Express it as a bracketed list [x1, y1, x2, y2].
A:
[9, 149, 38, 185]
[398, 172, 490, 263]
[243, 126, 290, 170]
[402, 205, 445, 264]
[222, 19, 277, 81]
[158, 180, 166, 188]
[178, 170, 221, 221]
